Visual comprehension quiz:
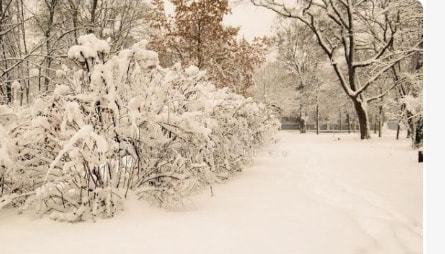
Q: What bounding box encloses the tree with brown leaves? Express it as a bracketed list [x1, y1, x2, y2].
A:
[146, 0, 268, 96]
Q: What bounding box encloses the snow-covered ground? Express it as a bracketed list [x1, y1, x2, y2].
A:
[0, 131, 422, 254]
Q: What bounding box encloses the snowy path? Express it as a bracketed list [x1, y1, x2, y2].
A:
[0, 131, 422, 254]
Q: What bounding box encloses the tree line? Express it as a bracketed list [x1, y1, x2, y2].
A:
[0, 0, 267, 106]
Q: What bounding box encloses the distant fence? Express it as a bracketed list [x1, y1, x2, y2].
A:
[281, 123, 359, 133]
[281, 118, 400, 133]
[280, 117, 360, 133]
[280, 123, 300, 130]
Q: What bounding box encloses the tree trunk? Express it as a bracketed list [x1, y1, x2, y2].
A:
[373, 114, 377, 134]
[378, 119, 382, 137]
[0, 31, 12, 104]
[301, 119, 306, 133]
[38, 67, 42, 91]
[353, 100, 370, 139]
[347, 113, 351, 134]
[316, 104, 319, 135]
[378, 88, 383, 138]
[406, 111, 413, 138]
[339, 111, 342, 131]
[68, 0, 80, 44]
[44, 37, 52, 91]
[44, 1, 57, 92]
[88, 0, 98, 34]
[299, 105, 306, 134]
[415, 116, 423, 147]
[378, 105, 383, 138]
[396, 104, 405, 140]
[19, 0, 30, 104]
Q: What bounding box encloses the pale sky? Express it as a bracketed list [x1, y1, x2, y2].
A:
[224, 1, 277, 41]
[225, 0, 424, 41]
[163, 0, 277, 41]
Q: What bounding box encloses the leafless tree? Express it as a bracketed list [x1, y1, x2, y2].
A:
[0, 0, 149, 105]
[252, 0, 422, 139]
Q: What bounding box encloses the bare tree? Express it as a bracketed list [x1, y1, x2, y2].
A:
[253, 61, 299, 117]
[252, 0, 422, 139]
[275, 20, 327, 133]
[0, 0, 15, 103]
[0, 0, 150, 104]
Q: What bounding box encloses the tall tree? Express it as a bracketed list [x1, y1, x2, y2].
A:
[171, 0, 238, 68]
[146, 0, 268, 95]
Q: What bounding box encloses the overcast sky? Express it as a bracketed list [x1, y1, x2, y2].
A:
[224, 0, 424, 41]
[163, 0, 276, 41]
[224, 1, 277, 41]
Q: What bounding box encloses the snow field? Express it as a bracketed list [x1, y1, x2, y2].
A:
[0, 131, 421, 254]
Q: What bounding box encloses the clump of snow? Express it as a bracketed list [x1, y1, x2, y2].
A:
[67, 34, 110, 62]
[53, 85, 71, 97]
[31, 98, 48, 115]
[128, 96, 144, 112]
[67, 45, 84, 61]
[0, 125, 13, 167]
[77, 34, 110, 55]
[11, 81, 21, 90]
[125, 40, 160, 70]
[63, 101, 82, 125]
[185, 65, 200, 77]
[32, 116, 50, 130]
[131, 39, 149, 50]
[135, 49, 159, 70]
[91, 133, 109, 153]
[103, 28, 113, 36]
[402, 95, 422, 115]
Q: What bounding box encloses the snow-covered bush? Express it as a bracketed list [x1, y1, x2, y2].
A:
[0, 34, 279, 221]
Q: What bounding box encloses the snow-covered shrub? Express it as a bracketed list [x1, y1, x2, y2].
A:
[0, 34, 279, 221]
[397, 72, 423, 147]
